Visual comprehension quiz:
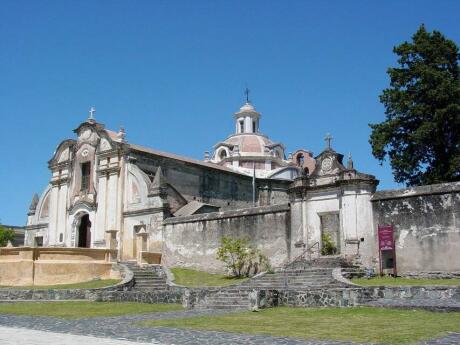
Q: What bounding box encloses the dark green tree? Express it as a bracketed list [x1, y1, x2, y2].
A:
[0, 225, 15, 247]
[370, 25, 460, 186]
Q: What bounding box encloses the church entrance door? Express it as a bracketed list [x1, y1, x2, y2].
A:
[78, 214, 91, 248]
[320, 213, 340, 255]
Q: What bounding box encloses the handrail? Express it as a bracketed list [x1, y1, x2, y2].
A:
[283, 241, 319, 269]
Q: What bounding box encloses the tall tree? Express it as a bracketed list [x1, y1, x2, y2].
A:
[370, 25, 460, 186]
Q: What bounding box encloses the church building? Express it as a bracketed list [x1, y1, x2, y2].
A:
[24, 98, 459, 275]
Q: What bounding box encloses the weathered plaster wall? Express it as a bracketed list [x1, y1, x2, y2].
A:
[0, 247, 120, 286]
[162, 204, 291, 273]
[132, 150, 290, 210]
[372, 182, 460, 274]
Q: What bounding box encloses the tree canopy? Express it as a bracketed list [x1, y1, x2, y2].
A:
[370, 25, 460, 186]
[0, 225, 15, 247]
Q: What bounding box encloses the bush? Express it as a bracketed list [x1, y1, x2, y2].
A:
[321, 233, 337, 256]
[0, 224, 15, 247]
[216, 237, 270, 277]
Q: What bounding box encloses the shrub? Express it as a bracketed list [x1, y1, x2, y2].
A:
[321, 233, 337, 256]
[216, 237, 270, 277]
[0, 224, 15, 247]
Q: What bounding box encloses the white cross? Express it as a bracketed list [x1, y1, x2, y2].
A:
[325, 133, 333, 149]
[89, 106, 96, 120]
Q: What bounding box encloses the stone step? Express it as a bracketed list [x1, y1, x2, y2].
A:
[134, 277, 166, 281]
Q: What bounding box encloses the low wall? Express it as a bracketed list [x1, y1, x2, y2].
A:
[372, 182, 460, 274]
[0, 247, 119, 286]
[162, 204, 291, 273]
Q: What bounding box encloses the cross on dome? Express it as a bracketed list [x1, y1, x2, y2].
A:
[325, 133, 333, 149]
[244, 87, 250, 103]
[88, 106, 96, 120]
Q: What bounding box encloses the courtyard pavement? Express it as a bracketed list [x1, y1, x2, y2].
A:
[0, 309, 459, 345]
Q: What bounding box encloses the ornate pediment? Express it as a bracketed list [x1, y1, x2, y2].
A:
[311, 149, 345, 177]
[48, 139, 75, 168]
[100, 137, 112, 152]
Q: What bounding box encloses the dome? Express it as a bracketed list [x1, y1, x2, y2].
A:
[222, 134, 273, 154]
[239, 102, 256, 112]
[234, 102, 260, 118]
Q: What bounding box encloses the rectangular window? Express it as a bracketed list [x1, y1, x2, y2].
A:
[35, 236, 43, 247]
[81, 162, 91, 191]
[252, 121, 256, 133]
[239, 120, 244, 133]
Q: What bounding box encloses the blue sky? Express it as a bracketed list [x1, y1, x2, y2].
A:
[1, 0, 459, 225]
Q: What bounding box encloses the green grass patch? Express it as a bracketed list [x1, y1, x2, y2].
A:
[0, 279, 121, 290]
[0, 301, 183, 319]
[140, 306, 460, 345]
[352, 276, 460, 286]
[171, 267, 247, 287]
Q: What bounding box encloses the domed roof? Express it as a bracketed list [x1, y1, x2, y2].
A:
[239, 102, 256, 112]
[222, 134, 275, 154]
[234, 102, 260, 118]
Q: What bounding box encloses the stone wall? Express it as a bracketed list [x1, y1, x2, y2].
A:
[371, 182, 460, 275]
[162, 204, 291, 273]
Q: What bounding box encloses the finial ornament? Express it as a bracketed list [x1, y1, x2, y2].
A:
[347, 152, 354, 170]
[244, 87, 250, 103]
[324, 133, 333, 149]
[88, 106, 96, 120]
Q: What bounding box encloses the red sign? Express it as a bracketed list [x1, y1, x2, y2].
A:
[378, 225, 394, 251]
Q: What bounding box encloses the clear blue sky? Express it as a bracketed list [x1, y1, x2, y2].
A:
[1, 0, 459, 225]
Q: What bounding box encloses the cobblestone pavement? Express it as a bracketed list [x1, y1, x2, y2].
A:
[0, 326, 160, 345]
[0, 309, 459, 345]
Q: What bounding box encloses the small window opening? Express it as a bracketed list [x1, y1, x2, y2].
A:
[252, 121, 256, 133]
[219, 150, 227, 160]
[35, 236, 43, 247]
[296, 154, 305, 166]
[239, 120, 244, 133]
[81, 162, 91, 191]
[59, 233, 63, 242]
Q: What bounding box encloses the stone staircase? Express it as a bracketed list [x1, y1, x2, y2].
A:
[197, 262, 353, 309]
[122, 261, 168, 291]
[241, 268, 347, 289]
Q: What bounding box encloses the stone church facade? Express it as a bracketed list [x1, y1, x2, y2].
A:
[25, 101, 460, 275]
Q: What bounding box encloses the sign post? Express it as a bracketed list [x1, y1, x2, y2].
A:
[378, 224, 397, 276]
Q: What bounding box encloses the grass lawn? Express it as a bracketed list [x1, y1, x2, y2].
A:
[0, 301, 183, 319]
[171, 267, 247, 287]
[140, 306, 460, 345]
[351, 276, 460, 286]
[0, 279, 121, 290]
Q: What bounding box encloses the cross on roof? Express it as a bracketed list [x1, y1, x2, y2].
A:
[325, 133, 333, 149]
[244, 87, 250, 103]
[88, 106, 96, 120]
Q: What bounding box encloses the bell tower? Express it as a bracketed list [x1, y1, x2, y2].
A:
[234, 88, 261, 134]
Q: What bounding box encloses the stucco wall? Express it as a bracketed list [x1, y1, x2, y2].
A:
[0, 247, 120, 286]
[162, 204, 291, 273]
[132, 151, 290, 210]
[372, 182, 460, 274]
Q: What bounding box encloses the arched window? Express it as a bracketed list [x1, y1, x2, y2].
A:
[239, 120, 244, 133]
[219, 150, 227, 160]
[296, 153, 305, 166]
